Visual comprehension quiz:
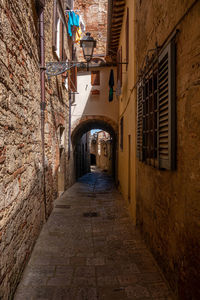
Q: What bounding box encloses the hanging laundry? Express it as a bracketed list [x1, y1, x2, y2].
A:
[75, 27, 82, 43]
[67, 11, 80, 37]
[75, 16, 85, 44]
[67, 12, 73, 36]
[79, 16, 85, 32]
[73, 12, 79, 27]
[109, 69, 114, 102]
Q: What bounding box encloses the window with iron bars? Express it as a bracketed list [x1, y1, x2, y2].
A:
[137, 39, 176, 170]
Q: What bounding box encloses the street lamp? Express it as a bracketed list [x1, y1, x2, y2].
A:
[80, 32, 96, 70]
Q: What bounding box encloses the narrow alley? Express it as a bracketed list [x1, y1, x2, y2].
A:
[1, 0, 200, 299]
[14, 168, 173, 300]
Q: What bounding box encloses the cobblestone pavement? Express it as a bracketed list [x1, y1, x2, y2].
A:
[14, 168, 174, 300]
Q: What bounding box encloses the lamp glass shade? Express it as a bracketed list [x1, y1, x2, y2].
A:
[80, 33, 96, 62]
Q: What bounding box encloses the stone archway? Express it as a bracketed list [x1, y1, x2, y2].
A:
[71, 115, 118, 142]
[71, 115, 118, 181]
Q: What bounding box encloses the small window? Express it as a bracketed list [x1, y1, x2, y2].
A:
[137, 40, 176, 170]
[52, 0, 66, 60]
[91, 71, 100, 86]
[120, 117, 124, 150]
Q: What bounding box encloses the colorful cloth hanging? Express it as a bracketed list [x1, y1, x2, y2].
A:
[67, 11, 80, 36]
[75, 16, 85, 44]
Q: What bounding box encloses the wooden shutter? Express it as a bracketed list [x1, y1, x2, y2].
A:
[158, 40, 176, 170]
[117, 47, 122, 87]
[120, 117, 124, 150]
[136, 82, 143, 160]
[52, 0, 57, 52]
[117, 49, 120, 82]
[91, 71, 100, 86]
[60, 0, 64, 9]
[126, 7, 129, 71]
[66, 0, 73, 9]
[59, 21, 64, 59]
[68, 66, 77, 92]
[120, 46, 122, 86]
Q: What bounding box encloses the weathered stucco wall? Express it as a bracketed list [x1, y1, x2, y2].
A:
[72, 67, 118, 129]
[0, 1, 71, 298]
[117, 0, 136, 221]
[135, 1, 200, 299]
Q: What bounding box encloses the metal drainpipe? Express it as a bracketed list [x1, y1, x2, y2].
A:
[39, 5, 47, 220]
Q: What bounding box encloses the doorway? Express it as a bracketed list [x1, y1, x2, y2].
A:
[90, 153, 96, 165]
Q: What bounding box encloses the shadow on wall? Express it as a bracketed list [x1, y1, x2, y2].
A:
[1, 92, 70, 299]
[0, 159, 61, 299]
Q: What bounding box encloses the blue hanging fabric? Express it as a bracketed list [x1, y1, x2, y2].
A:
[68, 12, 73, 36]
[73, 12, 80, 27]
[67, 12, 80, 36]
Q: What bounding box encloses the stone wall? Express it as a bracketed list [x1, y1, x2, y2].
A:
[0, 0, 71, 298]
[135, 1, 200, 299]
[93, 131, 113, 174]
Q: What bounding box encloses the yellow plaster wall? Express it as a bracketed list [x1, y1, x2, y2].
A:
[134, 1, 200, 298]
[117, 0, 136, 222]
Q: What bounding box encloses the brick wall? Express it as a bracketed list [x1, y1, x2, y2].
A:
[73, 0, 108, 61]
[0, 0, 71, 298]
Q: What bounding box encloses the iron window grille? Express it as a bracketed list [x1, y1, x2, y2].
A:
[137, 40, 176, 170]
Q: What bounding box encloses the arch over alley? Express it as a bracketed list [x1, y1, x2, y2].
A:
[71, 115, 118, 180]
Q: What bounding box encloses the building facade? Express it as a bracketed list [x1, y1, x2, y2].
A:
[0, 0, 73, 297]
[1, 0, 200, 298]
[107, 0, 200, 298]
[71, 0, 119, 181]
[90, 130, 113, 174]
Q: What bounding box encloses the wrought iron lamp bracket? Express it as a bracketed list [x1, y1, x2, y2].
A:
[45, 61, 88, 79]
[46, 61, 75, 78]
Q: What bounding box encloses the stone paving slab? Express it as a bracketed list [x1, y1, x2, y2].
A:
[14, 170, 174, 300]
